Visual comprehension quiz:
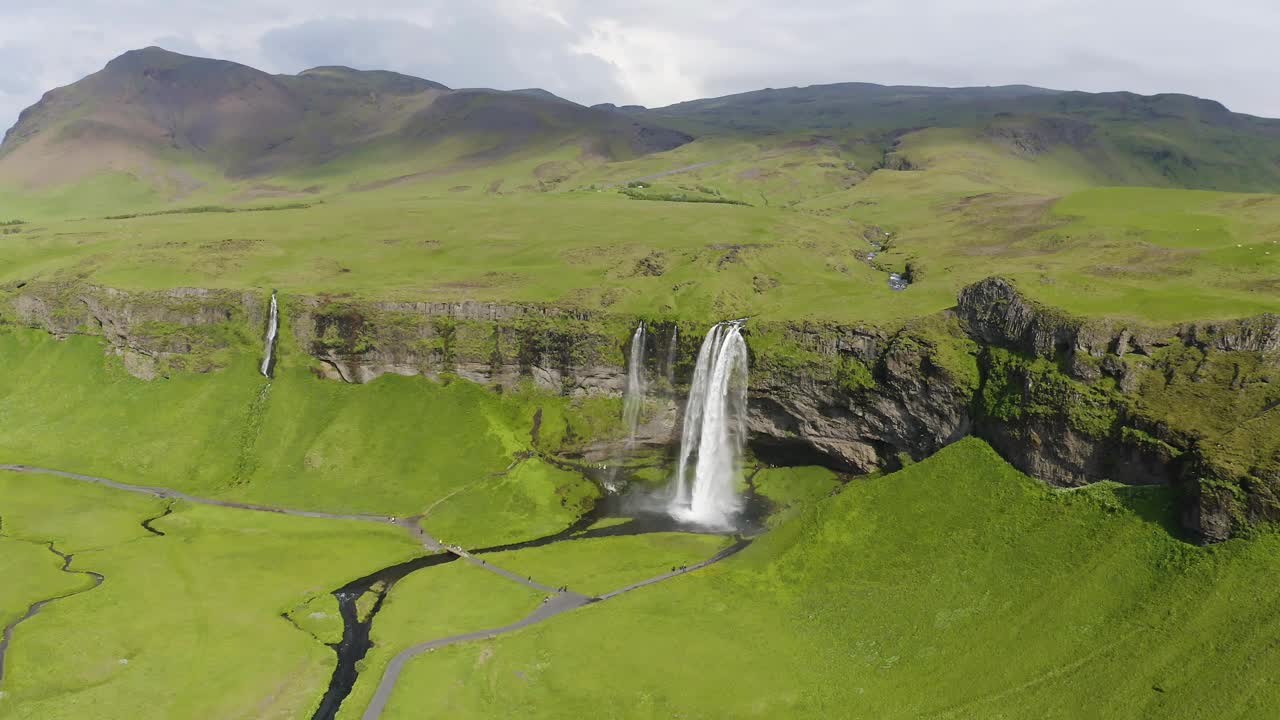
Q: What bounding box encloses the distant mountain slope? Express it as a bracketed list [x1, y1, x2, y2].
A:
[5, 49, 1280, 203]
[0, 47, 691, 190]
[641, 82, 1062, 130]
[629, 82, 1280, 192]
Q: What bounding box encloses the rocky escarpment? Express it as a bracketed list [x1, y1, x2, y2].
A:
[745, 319, 974, 473]
[289, 296, 632, 395]
[957, 276, 1280, 363]
[958, 278, 1279, 540]
[3, 282, 263, 379]
[4, 277, 1276, 542]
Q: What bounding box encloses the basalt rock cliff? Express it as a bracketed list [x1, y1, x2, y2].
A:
[4, 277, 1276, 542]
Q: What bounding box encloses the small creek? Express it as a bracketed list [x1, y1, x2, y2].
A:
[864, 236, 911, 291]
[140, 504, 174, 537]
[0, 542, 106, 691]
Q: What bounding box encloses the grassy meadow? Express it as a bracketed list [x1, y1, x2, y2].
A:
[373, 438, 1280, 720]
[4, 132, 1277, 326]
[0, 328, 603, 541]
[334, 531, 731, 720]
[0, 469, 422, 719]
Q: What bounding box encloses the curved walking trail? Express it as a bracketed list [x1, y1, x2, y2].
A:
[361, 540, 751, 720]
[0, 463, 751, 719]
[0, 540, 106, 691]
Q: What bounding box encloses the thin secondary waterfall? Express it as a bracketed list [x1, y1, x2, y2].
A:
[670, 320, 748, 528]
[664, 325, 679, 388]
[260, 291, 279, 378]
[622, 322, 647, 440]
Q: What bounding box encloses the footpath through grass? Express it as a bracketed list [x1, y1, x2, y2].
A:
[376, 438, 1280, 719]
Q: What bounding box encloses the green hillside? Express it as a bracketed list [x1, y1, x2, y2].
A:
[374, 439, 1280, 719]
[631, 83, 1280, 192]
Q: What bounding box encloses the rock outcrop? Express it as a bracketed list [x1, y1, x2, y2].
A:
[5, 283, 264, 379]
[746, 322, 972, 473]
[289, 296, 630, 395]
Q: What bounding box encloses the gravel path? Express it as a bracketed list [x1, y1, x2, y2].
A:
[360, 590, 595, 720]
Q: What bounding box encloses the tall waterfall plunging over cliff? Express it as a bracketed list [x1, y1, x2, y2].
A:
[622, 322, 647, 440]
[260, 291, 278, 378]
[669, 320, 748, 528]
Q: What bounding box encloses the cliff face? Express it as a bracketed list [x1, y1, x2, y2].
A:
[4, 282, 262, 379]
[5, 277, 1276, 542]
[745, 321, 974, 473]
[956, 278, 1279, 540]
[289, 296, 630, 395]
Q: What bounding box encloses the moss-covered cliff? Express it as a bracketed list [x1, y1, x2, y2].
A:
[5, 276, 1276, 542]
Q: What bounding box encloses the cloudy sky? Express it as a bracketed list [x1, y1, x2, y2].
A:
[2, 0, 1278, 132]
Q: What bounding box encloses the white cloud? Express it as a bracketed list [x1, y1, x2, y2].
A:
[574, 19, 704, 106]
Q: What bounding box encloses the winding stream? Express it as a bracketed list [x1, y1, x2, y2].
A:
[0, 542, 106, 691]
[864, 236, 911, 291]
[140, 504, 174, 537]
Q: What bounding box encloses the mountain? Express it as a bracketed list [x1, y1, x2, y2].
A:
[4, 48, 1280, 202]
[0, 47, 692, 190]
[629, 82, 1280, 192]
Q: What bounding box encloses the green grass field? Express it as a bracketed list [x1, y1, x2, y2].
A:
[371, 438, 1280, 719]
[5, 149, 1276, 326]
[334, 531, 731, 720]
[0, 328, 605, 546]
[0, 469, 421, 719]
[333, 561, 545, 720]
[482, 532, 733, 597]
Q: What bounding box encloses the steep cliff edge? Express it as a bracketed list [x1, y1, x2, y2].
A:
[2, 282, 262, 379]
[4, 277, 1276, 541]
[957, 277, 1279, 541]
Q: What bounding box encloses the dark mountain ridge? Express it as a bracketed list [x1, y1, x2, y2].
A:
[4, 46, 1280, 194]
[0, 47, 691, 186]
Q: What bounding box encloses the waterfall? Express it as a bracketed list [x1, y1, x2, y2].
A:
[622, 322, 647, 440]
[664, 325, 679, 388]
[260, 291, 279, 378]
[670, 320, 748, 528]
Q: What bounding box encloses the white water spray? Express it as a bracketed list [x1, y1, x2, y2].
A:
[260, 291, 278, 378]
[670, 320, 748, 528]
[622, 322, 647, 440]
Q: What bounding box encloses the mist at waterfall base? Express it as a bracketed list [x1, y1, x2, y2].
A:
[607, 320, 750, 531]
